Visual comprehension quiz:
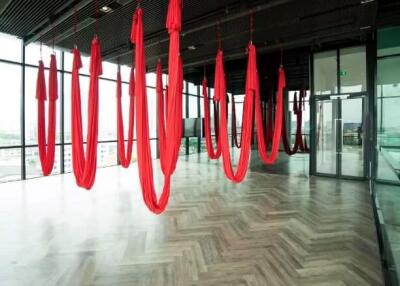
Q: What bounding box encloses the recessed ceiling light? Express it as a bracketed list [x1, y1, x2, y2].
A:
[100, 6, 112, 13]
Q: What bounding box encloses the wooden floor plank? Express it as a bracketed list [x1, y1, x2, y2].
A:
[0, 154, 383, 285]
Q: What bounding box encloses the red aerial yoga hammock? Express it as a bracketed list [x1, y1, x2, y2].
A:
[254, 63, 286, 164]
[116, 67, 135, 168]
[231, 94, 242, 148]
[202, 78, 222, 159]
[281, 91, 304, 155]
[216, 46, 256, 183]
[132, 0, 183, 214]
[36, 54, 58, 176]
[71, 37, 103, 190]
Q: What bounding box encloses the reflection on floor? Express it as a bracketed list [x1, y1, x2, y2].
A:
[250, 151, 309, 177]
[0, 154, 383, 285]
[375, 183, 400, 282]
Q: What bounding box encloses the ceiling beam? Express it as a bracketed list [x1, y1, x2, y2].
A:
[23, 0, 110, 46]
[103, 0, 294, 61]
[0, 0, 13, 17]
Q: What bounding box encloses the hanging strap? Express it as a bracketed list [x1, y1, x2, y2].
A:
[133, 0, 183, 214]
[36, 55, 58, 176]
[216, 46, 256, 183]
[71, 38, 102, 190]
[116, 68, 135, 168]
[203, 78, 222, 159]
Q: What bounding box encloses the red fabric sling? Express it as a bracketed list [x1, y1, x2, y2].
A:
[202, 78, 222, 159]
[231, 94, 242, 148]
[254, 65, 286, 164]
[132, 0, 182, 214]
[281, 91, 303, 155]
[156, 60, 168, 173]
[71, 37, 102, 190]
[116, 68, 135, 168]
[216, 46, 256, 183]
[36, 55, 58, 176]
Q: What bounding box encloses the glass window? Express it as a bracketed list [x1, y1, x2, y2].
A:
[188, 95, 198, 118]
[25, 66, 62, 145]
[314, 51, 338, 95]
[147, 88, 157, 139]
[340, 46, 366, 93]
[97, 142, 117, 167]
[98, 79, 117, 141]
[101, 61, 118, 80]
[25, 43, 61, 67]
[377, 56, 400, 150]
[120, 65, 131, 81]
[0, 62, 21, 146]
[64, 145, 73, 173]
[0, 148, 21, 182]
[182, 92, 187, 118]
[25, 146, 61, 178]
[0, 32, 22, 63]
[188, 82, 197, 95]
[146, 73, 157, 87]
[377, 26, 400, 57]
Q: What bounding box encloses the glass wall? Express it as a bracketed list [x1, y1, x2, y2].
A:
[0, 31, 203, 183]
[313, 51, 338, 95]
[288, 91, 310, 146]
[374, 26, 400, 284]
[0, 33, 22, 182]
[376, 27, 400, 182]
[313, 47, 366, 95]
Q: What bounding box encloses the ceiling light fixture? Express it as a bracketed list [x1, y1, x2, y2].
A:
[100, 6, 113, 13]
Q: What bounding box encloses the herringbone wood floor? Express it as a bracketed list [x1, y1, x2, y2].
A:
[0, 154, 383, 286]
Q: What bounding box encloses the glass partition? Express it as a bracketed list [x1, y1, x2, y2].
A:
[314, 51, 338, 95]
[339, 46, 367, 93]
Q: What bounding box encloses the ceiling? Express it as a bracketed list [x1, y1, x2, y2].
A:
[0, 0, 397, 94]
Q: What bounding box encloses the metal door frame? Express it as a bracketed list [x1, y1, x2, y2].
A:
[313, 94, 367, 179]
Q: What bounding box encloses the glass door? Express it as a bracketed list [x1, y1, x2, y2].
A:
[315, 96, 365, 178]
[341, 97, 364, 177]
[316, 99, 337, 175]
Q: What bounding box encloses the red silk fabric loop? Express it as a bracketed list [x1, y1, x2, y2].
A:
[116, 68, 135, 168]
[36, 55, 58, 176]
[254, 65, 286, 164]
[71, 37, 102, 190]
[156, 60, 167, 173]
[132, 1, 183, 214]
[202, 78, 222, 159]
[217, 47, 256, 183]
